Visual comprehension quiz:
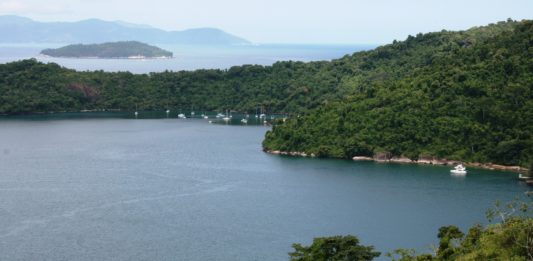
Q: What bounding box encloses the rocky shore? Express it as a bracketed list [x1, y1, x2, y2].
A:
[265, 150, 528, 173]
[361, 154, 527, 173]
[266, 150, 316, 158]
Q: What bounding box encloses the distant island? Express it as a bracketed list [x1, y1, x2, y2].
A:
[0, 15, 250, 45]
[40, 41, 173, 59]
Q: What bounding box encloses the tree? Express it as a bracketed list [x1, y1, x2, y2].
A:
[289, 235, 380, 261]
[436, 226, 464, 260]
[388, 194, 533, 260]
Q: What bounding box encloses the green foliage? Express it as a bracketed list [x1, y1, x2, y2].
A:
[295, 198, 533, 261]
[436, 226, 464, 260]
[264, 20, 533, 167]
[41, 41, 173, 58]
[388, 195, 533, 261]
[1, 19, 532, 167]
[289, 235, 380, 261]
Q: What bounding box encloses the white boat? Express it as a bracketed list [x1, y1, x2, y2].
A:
[166, 109, 170, 113]
[241, 119, 248, 124]
[134, 111, 138, 116]
[222, 110, 230, 121]
[216, 113, 225, 118]
[260, 113, 266, 118]
[178, 113, 186, 119]
[450, 164, 467, 175]
[519, 174, 533, 181]
[203, 115, 209, 119]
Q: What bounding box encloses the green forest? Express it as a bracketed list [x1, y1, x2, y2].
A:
[1, 19, 532, 167]
[263, 20, 533, 167]
[40, 41, 173, 58]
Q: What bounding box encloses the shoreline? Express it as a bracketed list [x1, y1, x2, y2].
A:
[39, 54, 173, 60]
[0, 109, 124, 116]
[264, 150, 528, 174]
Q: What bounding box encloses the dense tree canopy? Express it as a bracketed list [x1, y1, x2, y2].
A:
[263, 20, 533, 167]
[289, 235, 380, 261]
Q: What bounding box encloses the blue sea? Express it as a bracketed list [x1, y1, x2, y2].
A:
[0, 43, 375, 73]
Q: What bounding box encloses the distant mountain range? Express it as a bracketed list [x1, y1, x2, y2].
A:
[0, 15, 250, 45]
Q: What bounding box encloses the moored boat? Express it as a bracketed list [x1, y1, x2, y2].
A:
[450, 164, 467, 175]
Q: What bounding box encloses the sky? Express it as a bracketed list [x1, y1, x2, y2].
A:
[0, 0, 532, 44]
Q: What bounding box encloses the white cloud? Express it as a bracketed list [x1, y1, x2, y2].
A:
[0, 0, 27, 12]
[0, 0, 67, 15]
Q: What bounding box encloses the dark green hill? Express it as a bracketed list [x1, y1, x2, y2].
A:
[263, 20, 533, 167]
[41, 41, 173, 58]
[1, 19, 531, 166]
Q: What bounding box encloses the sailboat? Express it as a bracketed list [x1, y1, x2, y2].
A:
[165, 88, 171, 116]
[259, 106, 266, 118]
[223, 110, 230, 121]
[178, 109, 186, 119]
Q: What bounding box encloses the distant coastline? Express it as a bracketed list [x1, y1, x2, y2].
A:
[39, 54, 173, 60]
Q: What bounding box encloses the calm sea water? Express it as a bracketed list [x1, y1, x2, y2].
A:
[0, 113, 529, 260]
[0, 44, 374, 73]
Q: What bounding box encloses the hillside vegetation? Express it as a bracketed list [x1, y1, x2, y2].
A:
[1, 19, 531, 166]
[263, 20, 533, 167]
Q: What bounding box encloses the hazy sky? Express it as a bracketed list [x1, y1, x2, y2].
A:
[0, 0, 531, 44]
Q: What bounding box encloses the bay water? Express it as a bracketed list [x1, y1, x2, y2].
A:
[0, 44, 374, 73]
[0, 114, 528, 260]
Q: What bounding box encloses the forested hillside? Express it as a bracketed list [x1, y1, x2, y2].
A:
[41, 41, 173, 58]
[263, 20, 533, 167]
[1, 19, 531, 166]
[0, 57, 340, 115]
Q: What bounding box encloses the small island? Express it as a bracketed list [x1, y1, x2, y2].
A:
[40, 41, 173, 59]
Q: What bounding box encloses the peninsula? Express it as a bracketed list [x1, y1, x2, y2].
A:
[1, 19, 531, 169]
